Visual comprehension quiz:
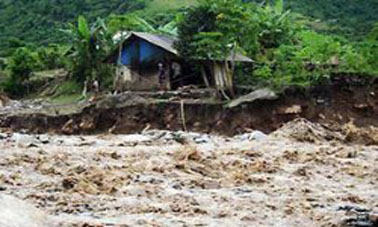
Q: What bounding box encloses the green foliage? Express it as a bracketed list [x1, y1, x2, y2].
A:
[1, 47, 40, 96]
[367, 23, 378, 41]
[108, 14, 155, 34]
[157, 20, 178, 36]
[355, 40, 378, 75]
[250, 29, 378, 90]
[62, 16, 113, 82]
[255, 0, 299, 49]
[296, 31, 340, 63]
[1, 0, 377, 96]
[8, 47, 40, 82]
[36, 44, 68, 70]
[176, 0, 300, 60]
[108, 14, 178, 36]
[1, 0, 377, 56]
[176, 0, 258, 60]
[0, 58, 7, 70]
[284, 0, 378, 39]
[146, 0, 195, 10]
[55, 81, 82, 96]
[0, 0, 148, 55]
[177, 0, 309, 89]
[78, 16, 91, 41]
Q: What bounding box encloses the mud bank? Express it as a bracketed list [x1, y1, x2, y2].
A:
[0, 76, 377, 135]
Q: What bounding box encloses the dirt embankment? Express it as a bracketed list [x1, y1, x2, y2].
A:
[0, 75, 377, 135]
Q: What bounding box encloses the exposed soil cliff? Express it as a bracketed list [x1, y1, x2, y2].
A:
[0, 75, 377, 136]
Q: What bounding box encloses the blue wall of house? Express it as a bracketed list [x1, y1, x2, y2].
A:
[119, 39, 166, 66]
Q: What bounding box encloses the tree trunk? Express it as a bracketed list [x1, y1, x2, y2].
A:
[212, 61, 231, 100]
[200, 65, 210, 88]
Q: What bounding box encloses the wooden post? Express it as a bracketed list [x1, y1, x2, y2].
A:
[201, 65, 210, 88]
[224, 61, 235, 97]
[166, 58, 171, 90]
[180, 99, 187, 132]
[212, 61, 230, 100]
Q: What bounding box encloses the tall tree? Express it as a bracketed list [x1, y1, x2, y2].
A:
[176, 0, 259, 98]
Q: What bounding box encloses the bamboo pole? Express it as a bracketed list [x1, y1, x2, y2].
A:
[180, 99, 187, 132]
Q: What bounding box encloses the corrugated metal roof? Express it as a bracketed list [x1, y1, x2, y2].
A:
[118, 32, 253, 63]
[131, 32, 179, 55]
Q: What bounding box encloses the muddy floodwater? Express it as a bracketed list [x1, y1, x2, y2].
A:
[0, 120, 377, 226]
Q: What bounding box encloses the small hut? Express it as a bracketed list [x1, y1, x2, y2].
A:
[107, 32, 253, 95]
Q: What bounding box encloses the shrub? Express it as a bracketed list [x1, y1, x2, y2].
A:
[36, 44, 67, 70]
[0, 58, 6, 70]
[1, 47, 40, 97]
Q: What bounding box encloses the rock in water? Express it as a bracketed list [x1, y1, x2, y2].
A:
[0, 194, 48, 227]
[11, 133, 37, 148]
[234, 130, 268, 141]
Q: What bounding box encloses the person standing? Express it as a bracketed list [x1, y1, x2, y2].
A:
[93, 78, 100, 94]
[171, 62, 181, 79]
[82, 79, 88, 99]
[158, 62, 166, 86]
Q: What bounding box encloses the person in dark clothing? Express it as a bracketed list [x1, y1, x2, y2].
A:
[158, 62, 166, 85]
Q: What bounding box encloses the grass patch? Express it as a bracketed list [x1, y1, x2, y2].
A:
[55, 81, 81, 96]
[46, 81, 83, 105]
[49, 93, 82, 105]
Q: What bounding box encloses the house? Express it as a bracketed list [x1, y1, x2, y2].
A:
[107, 32, 253, 95]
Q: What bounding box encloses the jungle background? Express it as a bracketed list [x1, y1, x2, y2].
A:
[0, 0, 377, 100]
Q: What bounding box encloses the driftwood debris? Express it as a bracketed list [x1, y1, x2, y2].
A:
[226, 88, 278, 108]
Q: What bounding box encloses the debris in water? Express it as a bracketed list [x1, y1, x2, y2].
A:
[0, 125, 376, 226]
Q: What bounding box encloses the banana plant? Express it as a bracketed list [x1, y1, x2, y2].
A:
[62, 16, 113, 82]
[257, 0, 295, 49]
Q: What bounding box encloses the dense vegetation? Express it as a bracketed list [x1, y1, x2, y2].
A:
[1, 0, 377, 52]
[176, 0, 378, 90]
[0, 0, 377, 98]
[284, 0, 378, 38]
[0, 0, 146, 55]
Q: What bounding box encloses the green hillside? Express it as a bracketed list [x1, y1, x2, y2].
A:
[1, 0, 377, 97]
[285, 0, 378, 38]
[0, 0, 146, 51]
[0, 0, 377, 52]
